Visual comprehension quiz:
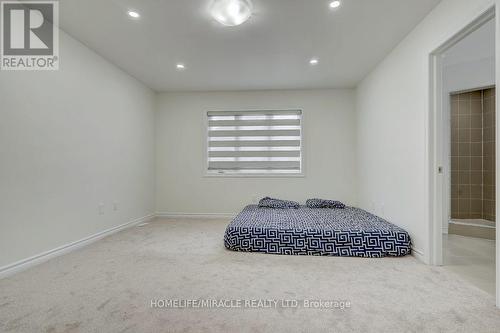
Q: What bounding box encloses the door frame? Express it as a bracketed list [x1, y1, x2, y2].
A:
[428, 6, 498, 305]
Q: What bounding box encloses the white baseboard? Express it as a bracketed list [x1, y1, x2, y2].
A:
[0, 213, 155, 279]
[411, 247, 425, 263]
[155, 212, 235, 219]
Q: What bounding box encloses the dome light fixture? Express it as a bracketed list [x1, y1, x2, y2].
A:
[210, 0, 253, 27]
[329, 1, 341, 9]
[127, 10, 140, 19]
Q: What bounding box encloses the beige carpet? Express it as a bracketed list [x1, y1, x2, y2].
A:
[1, 218, 500, 333]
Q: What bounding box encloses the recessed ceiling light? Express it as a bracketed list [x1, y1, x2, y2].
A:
[309, 58, 319, 65]
[127, 10, 140, 18]
[210, 0, 253, 27]
[329, 1, 341, 9]
[176, 63, 186, 70]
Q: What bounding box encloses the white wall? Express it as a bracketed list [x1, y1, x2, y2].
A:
[444, 57, 495, 94]
[0, 30, 156, 268]
[156, 89, 356, 215]
[355, 0, 497, 263]
[443, 18, 495, 94]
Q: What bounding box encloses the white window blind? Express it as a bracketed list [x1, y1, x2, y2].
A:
[207, 110, 302, 175]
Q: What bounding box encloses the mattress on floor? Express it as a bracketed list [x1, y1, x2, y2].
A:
[224, 205, 411, 257]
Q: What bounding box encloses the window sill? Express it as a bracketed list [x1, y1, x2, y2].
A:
[203, 173, 305, 179]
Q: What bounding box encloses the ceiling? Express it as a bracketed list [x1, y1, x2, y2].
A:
[59, 0, 442, 92]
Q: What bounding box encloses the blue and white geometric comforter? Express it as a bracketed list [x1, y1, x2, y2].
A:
[224, 205, 411, 257]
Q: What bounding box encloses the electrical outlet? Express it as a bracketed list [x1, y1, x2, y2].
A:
[98, 203, 105, 215]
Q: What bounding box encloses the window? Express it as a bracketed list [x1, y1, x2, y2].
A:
[206, 110, 303, 176]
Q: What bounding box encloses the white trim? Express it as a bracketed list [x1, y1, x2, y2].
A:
[411, 247, 425, 263]
[496, 4, 500, 308]
[0, 213, 155, 279]
[203, 173, 305, 179]
[155, 212, 236, 219]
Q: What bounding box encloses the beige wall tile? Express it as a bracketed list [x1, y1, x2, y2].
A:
[471, 199, 482, 213]
[471, 99, 482, 114]
[459, 100, 471, 115]
[484, 88, 495, 99]
[458, 184, 470, 198]
[470, 142, 482, 156]
[484, 214, 496, 222]
[483, 111, 494, 128]
[450, 88, 495, 224]
[483, 155, 494, 172]
[484, 142, 494, 156]
[451, 100, 459, 115]
[471, 185, 482, 199]
[470, 128, 482, 142]
[470, 90, 482, 100]
[459, 143, 471, 156]
[451, 198, 459, 217]
[458, 156, 470, 170]
[483, 200, 495, 215]
[459, 199, 470, 213]
[471, 157, 482, 171]
[459, 92, 471, 101]
[458, 129, 470, 142]
[483, 185, 495, 201]
[484, 97, 494, 113]
[484, 126, 494, 142]
[471, 114, 482, 128]
[471, 171, 482, 185]
[459, 172, 470, 185]
[483, 171, 495, 185]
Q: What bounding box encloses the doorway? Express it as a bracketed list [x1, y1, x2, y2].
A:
[429, 7, 498, 305]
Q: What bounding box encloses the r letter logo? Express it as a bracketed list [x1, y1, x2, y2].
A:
[1, 1, 59, 70]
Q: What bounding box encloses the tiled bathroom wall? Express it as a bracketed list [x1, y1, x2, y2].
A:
[483, 88, 495, 222]
[450, 88, 495, 222]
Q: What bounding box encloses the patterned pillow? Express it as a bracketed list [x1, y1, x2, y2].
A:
[306, 199, 345, 209]
[258, 197, 300, 209]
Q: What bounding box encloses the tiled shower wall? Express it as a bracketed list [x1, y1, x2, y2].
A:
[483, 88, 496, 221]
[450, 88, 496, 222]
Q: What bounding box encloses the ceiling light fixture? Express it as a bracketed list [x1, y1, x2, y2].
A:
[127, 10, 140, 18]
[210, 0, 253, 27]
[176, 63, 186, 70]
[309, 58, 319, 65]
[329, 1, 341, 9]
